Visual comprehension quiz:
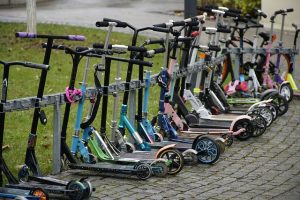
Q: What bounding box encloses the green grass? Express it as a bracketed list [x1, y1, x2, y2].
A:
[0, 22, 164, 182]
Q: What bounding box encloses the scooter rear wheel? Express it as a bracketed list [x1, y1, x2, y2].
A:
[79, 179, 93, 198]
[233, 118, 254, 141]
[135, 163, 152, 180]
[268, 94, 288, 116]
[249, 113, 267, 137]
[193, 136, 220, 164]
[280, 82, 293, 102]
[66, 180, 86, 200]
[157, 148, 184, 175]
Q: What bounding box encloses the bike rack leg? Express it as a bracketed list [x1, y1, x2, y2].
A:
[128, 89, 136, 144]
[52, 100, 61, 174]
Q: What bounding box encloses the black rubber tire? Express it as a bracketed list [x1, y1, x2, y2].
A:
[193, 136, 221, 164]
[269, 94, 288, 116]
[233, 118, 254, 141]
[157, 148, 184, 175]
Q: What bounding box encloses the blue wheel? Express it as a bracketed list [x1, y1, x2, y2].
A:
[193, 136, 220, 164]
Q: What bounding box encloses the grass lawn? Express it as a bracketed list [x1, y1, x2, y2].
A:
[0, 22, 164, 182]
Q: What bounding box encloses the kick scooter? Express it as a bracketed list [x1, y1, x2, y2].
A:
[52, 43, 154, 180]
[0, 59, 91, 200]
[95, 19, 186, 174]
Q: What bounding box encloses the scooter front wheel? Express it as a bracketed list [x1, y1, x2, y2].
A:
[249, 113, 267, 137]
[157, 148, 184, 175]
[150, 160, 168, 177]
[193, 136, 220, 164]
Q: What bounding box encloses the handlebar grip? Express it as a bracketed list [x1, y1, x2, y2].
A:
[224, 11, 240, 18]
[185, 20, 199, 27]
[275, 9, 285, 15]
[217, 27, 231, 33]
[95, 21, 109, 27]
[128, 46, 147, 52]
[76, 46, 89, 52]
[153, 23, 166, 28]
[177, 36, 194, 42]
[286, 8, 294, 13]
[152, 26, 170, 33]
[68, 35, 85, 41]
[172, 21, 186, 27]
[24, 62, 50, 70]
[130, 59, 153, 67]
[93, 43, 105, 49]
[15, 32, 36, 38]
[103, 18, 127, 27]
[154, 47, 165, 54]
[145, 38, 165, 45]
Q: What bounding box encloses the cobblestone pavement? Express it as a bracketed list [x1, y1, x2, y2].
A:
[55, 100, 300, 200]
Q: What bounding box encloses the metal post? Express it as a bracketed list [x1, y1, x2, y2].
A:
[26, 0, 37, 33]
[52, 100, 61, 174]
[184, 0, 197, 19]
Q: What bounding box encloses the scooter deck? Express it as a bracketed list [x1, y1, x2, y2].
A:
[68, 162, 139, 175]
[150, 141, 191, 151]
[0, 187, 39, 200]
[186, 127, 230, 133]
[189, 118, 231, 129]
[6, 182, 75, 196]
[209, 113, 241, 120]
[118, 151, 157, 161]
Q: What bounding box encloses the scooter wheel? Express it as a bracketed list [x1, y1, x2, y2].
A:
[254, 107, 273, 127]
[266, 103, 278, 121]
[157, 148, 184, 175]
[280, 82, 293, 102]
[66, 180, 86, 200]
[233, 118, 254, 141]
[269, 94, 288, 116]
[136, 163, 152, 180]
[222, 134, 233, 147]
[18, 165, 29, 182]
[249, 113, 267, 137]
[215, 137, 226, 154]
[79, 179, 93, 198]
[150, 160, 168, 177]
[29, 187, 49, 200]
[182, 151, 198, 166]
[193, 136, 220, 164]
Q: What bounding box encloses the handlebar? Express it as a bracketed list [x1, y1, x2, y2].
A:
[144, 38, 165, 45]
[92, 44, 147, 52]
[0, 60, 50, 70]
[15, 32, 85, 41]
